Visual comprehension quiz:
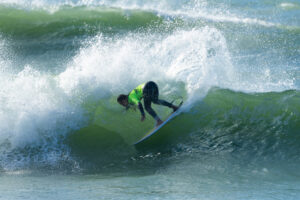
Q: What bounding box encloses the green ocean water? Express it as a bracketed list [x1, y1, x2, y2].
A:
[0, 0, 299, 199]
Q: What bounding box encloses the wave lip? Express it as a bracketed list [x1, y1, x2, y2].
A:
[0, 5, 162, 39]
[280, 2, 300, 10]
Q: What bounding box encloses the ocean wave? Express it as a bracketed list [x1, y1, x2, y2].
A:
[1, 87, 299, 172]
[0, 0, 298, 173]
[0, 5, 163, 39]
[0, 2, 285, 41]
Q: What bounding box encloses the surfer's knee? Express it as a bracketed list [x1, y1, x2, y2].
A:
[145, 105, 152, 113]
[152, 98, 159, 104]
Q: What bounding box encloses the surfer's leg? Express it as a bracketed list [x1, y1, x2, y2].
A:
[144, 86, 163, 126]
[143, 81, 158, 99]
[143, 81, 159, 118]
[144, 96, 158, 119]
[144, 97, 163, 126]
[153, 99, 179, 112]
[144, 81, 178, 112]
[153, 99, 172, 107]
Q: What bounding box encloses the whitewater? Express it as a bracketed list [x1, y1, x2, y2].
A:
[0, 0, 299, 199]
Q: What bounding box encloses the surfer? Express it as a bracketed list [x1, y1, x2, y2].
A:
[117, 81, 178, 126]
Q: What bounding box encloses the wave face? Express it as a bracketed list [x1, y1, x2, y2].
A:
[0, 0, 299, 173]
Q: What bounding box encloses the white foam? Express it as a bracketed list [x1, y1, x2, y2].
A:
[93, 0, 277, 27]
[58, 34, 165, 97]
[0, 36, 11, 73]
[58, 25, 296, 106]
[0, 0, 297, 171]
[280, 3, 299, 9]
[0, 65, 84, 170]
[58, 27, 234, 106]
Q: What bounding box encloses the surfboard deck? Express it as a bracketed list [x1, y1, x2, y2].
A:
[133, 101, 183, 145]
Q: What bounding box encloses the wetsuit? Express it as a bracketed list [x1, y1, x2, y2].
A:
[128, 81, 174, 119]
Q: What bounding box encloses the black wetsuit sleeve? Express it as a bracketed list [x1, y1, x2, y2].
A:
[138, 102, 145, 117]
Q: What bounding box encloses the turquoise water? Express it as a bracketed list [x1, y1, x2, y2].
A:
[0, 0, 299, 199]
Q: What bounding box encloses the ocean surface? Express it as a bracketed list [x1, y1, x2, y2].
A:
[0, 0, 299, 199]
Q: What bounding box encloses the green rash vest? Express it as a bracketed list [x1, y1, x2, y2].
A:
[128, 83, 145, 105]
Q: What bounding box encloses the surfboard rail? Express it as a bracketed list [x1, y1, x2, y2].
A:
[133, 101, 183, 145]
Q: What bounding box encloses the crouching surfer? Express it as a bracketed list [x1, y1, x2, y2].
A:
[117, 81, 178, 127]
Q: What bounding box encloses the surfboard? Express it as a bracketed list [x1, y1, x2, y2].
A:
[134, 101, 183, 145]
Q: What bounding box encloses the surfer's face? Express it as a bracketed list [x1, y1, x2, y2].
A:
[120, 99, 128, 107]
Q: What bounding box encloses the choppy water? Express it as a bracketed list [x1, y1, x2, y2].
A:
[0, 0, 299, 199]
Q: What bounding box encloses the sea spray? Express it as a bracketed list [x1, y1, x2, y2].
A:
[58, 27, 233, 102]
[0, 0, 299, 199]
[0, 66, 85, 170]
[0, 0, 298, 174]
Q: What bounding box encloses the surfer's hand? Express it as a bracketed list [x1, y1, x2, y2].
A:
[141, 115, 145, 122]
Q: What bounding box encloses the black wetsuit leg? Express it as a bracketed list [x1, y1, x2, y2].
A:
[144, 96, 157, 119]
[143, 81, 158, 119]
[143, 81, 174, 119]
[153, 99, 173, 107]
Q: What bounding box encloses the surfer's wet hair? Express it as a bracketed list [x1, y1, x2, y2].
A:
[117, 94, 128, 105]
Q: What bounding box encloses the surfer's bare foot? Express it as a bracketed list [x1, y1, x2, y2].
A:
[156, 119, 164, 127]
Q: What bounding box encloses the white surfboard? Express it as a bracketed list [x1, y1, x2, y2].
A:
[134, 101, 183, 145]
